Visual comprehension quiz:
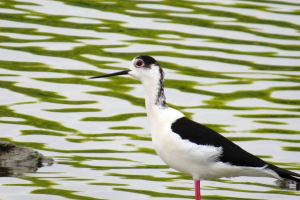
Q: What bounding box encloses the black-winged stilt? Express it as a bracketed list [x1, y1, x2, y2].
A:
[90, 55, 300, 200]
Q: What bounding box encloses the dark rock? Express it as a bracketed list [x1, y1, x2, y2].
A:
[0, 141, 54, 176]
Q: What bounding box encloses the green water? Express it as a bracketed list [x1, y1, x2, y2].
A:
[0, 0, 300, 199]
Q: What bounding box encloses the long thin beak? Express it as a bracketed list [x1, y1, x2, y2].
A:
[89, 69, 131, 79]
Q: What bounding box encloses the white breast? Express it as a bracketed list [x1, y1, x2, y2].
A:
[147, 107, 279, 180]
[148, 107, 219, 178]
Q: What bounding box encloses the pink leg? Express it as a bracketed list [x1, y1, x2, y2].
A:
[194, 179, 200, 200]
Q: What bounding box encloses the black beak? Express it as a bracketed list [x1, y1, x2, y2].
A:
[89, 69, 131, 79]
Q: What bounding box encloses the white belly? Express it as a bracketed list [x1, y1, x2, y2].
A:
[152, 130, 279, 180]
[148, 107, 279, 180]
[152, 125, 223, 179]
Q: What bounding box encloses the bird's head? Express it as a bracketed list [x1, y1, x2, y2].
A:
[90, 55, 164, 83]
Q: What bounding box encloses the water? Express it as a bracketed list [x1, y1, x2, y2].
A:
[0, 0, 300, 199]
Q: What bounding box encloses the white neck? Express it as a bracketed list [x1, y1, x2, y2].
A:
[137, 67, 185, 143]
[142, 76, 168, 114]
[141, 72, 185, 145]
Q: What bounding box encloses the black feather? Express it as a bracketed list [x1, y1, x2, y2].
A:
[137, 55, 158, 66]
[171, 117, 300, 182]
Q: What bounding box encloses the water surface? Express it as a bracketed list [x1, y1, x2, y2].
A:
[0, 0, 300, 199]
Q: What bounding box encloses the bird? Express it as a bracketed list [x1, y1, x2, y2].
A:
[90, 55, 300, 200]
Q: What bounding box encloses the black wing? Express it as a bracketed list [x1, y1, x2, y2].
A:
[171, 117, 266, 167]
[171, 117, 300, 182]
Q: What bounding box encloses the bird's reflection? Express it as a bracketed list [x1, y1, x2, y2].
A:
[276, 179, 300, 191]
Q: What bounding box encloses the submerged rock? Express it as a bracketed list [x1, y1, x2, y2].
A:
[0, 141, 53, 176]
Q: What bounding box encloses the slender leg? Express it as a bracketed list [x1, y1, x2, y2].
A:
[194, 179, 200, 200]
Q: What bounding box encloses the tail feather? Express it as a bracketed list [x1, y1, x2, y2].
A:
[269, 164, 300, 182]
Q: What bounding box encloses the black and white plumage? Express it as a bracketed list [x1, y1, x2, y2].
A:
[90, 55, 300, 200]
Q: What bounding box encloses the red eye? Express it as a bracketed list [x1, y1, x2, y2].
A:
[136, 60, 143, 67]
